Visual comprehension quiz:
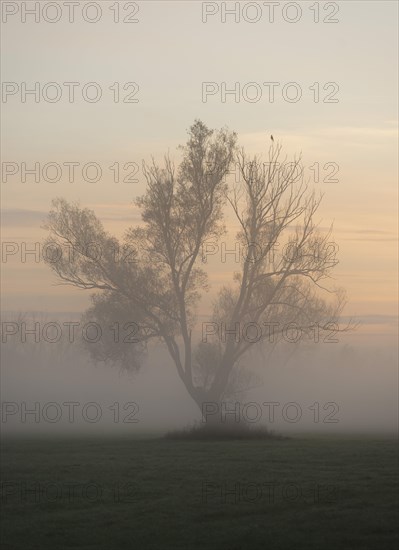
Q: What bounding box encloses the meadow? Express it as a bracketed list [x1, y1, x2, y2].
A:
[1, 435, 398, 550]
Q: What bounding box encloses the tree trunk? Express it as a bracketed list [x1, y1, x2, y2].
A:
[193, 391, 249, 432]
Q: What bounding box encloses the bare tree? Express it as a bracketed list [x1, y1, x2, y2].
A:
[44, 120, 348, 423]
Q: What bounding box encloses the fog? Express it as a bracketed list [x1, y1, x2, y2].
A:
[1, 315, 397, 436]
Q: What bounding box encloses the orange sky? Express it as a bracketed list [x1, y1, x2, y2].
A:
[1, 1, 398, 345]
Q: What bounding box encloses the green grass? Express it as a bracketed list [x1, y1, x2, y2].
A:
[1, 436, 398, 550]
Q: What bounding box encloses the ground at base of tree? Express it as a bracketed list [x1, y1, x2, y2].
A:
[165, 420, 286, 440]
[1, 436, 398, 550]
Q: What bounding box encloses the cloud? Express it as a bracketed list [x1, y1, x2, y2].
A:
[341, 314, 398, 326]
[316, 225, 397, 242]
[341, 237, 398, 242]
[1, 209, 47, 227]
[84, 203, 142, 223]
[240, 123, 398, 153]
[1, 203, 142, 229]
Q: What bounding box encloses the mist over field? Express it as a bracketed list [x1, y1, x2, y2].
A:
[1, 313, 397, 436]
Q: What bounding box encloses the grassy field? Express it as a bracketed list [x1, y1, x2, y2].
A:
[1, 436, 398, 550]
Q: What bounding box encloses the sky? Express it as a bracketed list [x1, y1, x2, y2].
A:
[0, 1, 398, 433]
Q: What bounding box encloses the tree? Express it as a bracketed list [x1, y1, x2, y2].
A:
[44, 120, 347, 425]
